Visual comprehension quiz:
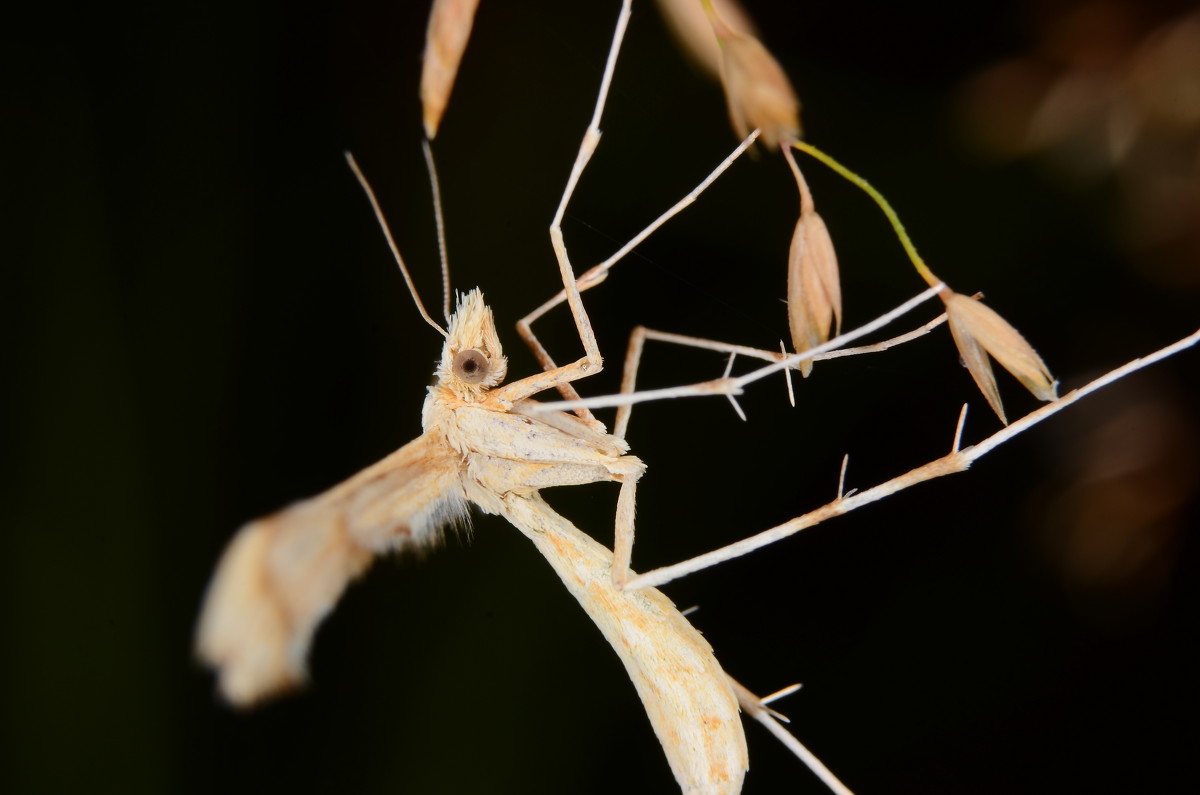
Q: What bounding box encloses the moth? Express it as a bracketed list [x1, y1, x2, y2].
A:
[195, 292, 749, 792]
[195, 3, 755, 793]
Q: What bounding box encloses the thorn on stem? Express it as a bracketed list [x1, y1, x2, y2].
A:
[780, 341, 795, 407]
[727, 393, 748, 422]
[952, 404, 969, 453]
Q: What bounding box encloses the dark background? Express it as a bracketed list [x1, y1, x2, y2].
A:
[5, 0, 1199, 793]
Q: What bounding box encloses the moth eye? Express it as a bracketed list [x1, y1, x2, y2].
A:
[453, 349, 489, 384]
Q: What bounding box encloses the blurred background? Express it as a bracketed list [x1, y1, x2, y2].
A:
[5, 0, 1199, 792]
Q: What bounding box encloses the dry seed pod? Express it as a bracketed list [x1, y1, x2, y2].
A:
[420, 0, 481, 139]
[715, 26, 802, 148]
[655, 0, 758, 80]
[943, 290, 1058, 424]
[787, 210, 841, 377]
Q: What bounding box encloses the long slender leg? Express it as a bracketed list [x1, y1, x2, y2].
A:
[542, 0, 632, 369]
[514, 0, 757, 409]
[516, 131, 758, 410]
[613, 325, 649, 441]
[492, 1, 632, 406]
[602, 312, 951, 587]
[614, 317, 951, 439]
[608, 328, 1200, 592]
[609, 457, 641, 590]
[514, 268, 613, 428]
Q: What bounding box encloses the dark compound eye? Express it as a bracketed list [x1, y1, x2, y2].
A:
[453, 349, 489, 384]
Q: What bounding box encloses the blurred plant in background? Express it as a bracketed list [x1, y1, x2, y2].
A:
[958, 0, 1200, 286]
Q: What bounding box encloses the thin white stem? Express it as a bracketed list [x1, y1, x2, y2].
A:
[626, 457, 966, 590]
[726, 393, 748, 422]
[532, 379, 742, 414]
[722, 351, 737, 379]
[642, 312, 947, 367]
[781, 340, 796, 406]
[761, 683, 803, 706]
[530, 288, 942, 415]
[751, 713, 855, 795]
[730, 678, 855, 795]
[964, 327, 1200, 461]
[952, 404, 968, 453]
[549, 0, 631, 233]
[734, 286, 943, 389]
[821, 313, 947, 359]
[622, 327, 1200, 591]
[723, 352, 747, 420]
[632, 312, 946, 370]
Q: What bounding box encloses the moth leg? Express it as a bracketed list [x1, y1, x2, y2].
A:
[612, 315, 956, 439]
[614, 324, 650, 441]
[607, 322, 776, 585]
[514, 268, 611, 428]
[609, 456, 643, 590]
[517, 128, 756, 412]
[492, 3, 635, 411]
[513, 0, 755, 412]
[509, 2, 634, 405]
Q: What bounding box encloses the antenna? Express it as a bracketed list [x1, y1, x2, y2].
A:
[421, 139, 453, 326]
[345, 152, 448, 338]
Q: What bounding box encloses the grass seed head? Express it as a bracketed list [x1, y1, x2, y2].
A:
[420, 0, 482, 139]
[943, 290, 1059, 424]
[716, 27, 802, 148]
[787, 210, 842, 376]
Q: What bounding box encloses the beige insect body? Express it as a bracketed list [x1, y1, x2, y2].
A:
[505, 494, 746, 793]
[193, 2, 1200, 791]
[197, 290, 748, 793]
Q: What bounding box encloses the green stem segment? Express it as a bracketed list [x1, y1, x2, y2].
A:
[791, 140, 940, 288]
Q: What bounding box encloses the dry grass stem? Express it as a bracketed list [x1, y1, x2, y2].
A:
[620, 326, 1199, 592]
[420, 0, 481, 139]
[655, 0, 757, 79]
[537, 287, 944, 418]
[943, 290, 1058, 424]
[706, 3, 801, 148]
[625, 313, 947, 371]
[729, 679, 856, 795]
[737, 287, 943, 390]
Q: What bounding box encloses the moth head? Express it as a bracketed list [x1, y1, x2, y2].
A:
[437, 289, 507, 393]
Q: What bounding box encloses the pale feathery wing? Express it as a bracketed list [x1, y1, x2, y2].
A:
[502, 492, 748, 795]
[197, 439, 750, 794]
[195, 432, 468, 705]
[197, 289, 749, 794]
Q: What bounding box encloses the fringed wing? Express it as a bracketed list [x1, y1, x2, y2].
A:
[501, 493, 748, 795]
[196, 432, 467, 705]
